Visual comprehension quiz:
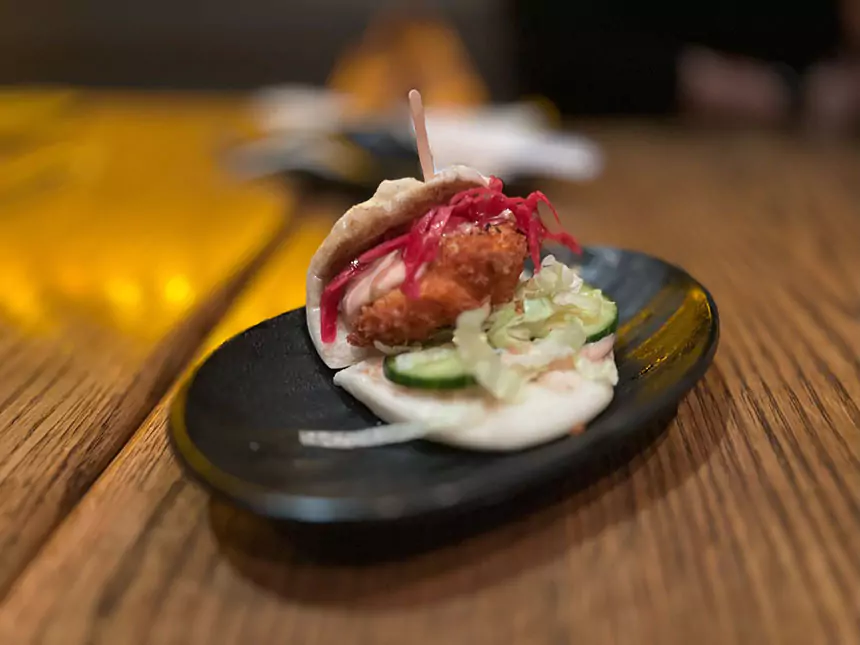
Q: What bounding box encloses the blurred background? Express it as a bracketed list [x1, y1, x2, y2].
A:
[0, 0, 858, 348]
[3, 0, 859, 130]
[3, 3, 860, 636]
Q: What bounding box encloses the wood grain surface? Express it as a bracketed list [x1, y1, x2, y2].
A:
[0, 92, 289, 595]
[2, 125, 860, 644]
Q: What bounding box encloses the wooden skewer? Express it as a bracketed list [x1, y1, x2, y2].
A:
[408, 89, 435, 181]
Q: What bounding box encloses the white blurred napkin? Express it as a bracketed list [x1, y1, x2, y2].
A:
[419, 105, 602, 181]
[243, 85, 603, 182]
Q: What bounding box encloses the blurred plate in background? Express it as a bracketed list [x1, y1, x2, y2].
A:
[228, 85, 603, 196]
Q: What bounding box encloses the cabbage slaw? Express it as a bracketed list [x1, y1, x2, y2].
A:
[450, 255, 617, 402]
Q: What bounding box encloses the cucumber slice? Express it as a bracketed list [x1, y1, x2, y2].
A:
[383, 347, 476, 390]
[580, 288, 619, 343]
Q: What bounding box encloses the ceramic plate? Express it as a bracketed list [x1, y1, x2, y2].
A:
[169, 246, 719, 523]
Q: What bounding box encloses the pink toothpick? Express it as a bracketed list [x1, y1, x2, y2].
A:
[408, 89, 435, 181]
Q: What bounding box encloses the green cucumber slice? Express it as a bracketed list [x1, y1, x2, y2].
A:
[580, 289, 619, 343]
[383, 347, 476, 390]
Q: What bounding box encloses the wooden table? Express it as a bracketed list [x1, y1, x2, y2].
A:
[0, 94, 858, 644]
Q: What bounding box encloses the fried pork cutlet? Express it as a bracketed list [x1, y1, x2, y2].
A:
[349, 223, 527, 347]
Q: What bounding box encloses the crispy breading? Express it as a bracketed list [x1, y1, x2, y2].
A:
[349, 223, 526, 347]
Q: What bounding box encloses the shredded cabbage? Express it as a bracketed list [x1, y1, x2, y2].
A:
[502, 325, 584, 371]
[518, 254, 583, 299]
[522, 297, 555, 323]
[487, 255, 607, 351]
[453, 305, 525, 401]
[452, 257, 617, 400]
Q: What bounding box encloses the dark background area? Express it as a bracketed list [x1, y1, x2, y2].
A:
[0, 0, 514, 97]
[0, 0, 849, 118]
[515, 0, 841, 114]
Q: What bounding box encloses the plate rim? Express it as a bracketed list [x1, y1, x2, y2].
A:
[168, 246, 720, 523]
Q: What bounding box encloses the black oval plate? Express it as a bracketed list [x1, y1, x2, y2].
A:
[169, 246, 719, 524]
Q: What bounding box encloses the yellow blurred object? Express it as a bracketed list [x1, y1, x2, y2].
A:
[0, 87, 78, 136]
[0, 91, 288, 347]
[328, 12, 488, 117]
[197, 214, 333, 361]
